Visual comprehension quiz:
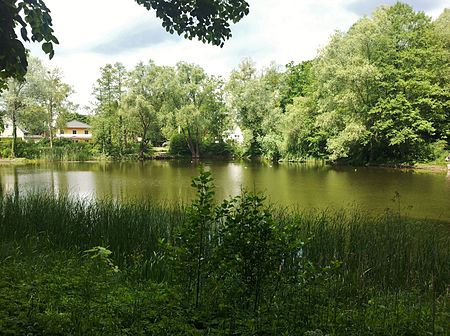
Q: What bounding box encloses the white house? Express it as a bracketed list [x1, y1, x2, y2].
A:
[224, 125, 244, 144]
[0, 118, 43, 142]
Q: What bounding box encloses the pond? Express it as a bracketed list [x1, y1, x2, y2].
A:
[1, 161, 449, 220]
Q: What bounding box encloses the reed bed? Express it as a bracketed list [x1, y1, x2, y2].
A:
[0, 192, 448, 292]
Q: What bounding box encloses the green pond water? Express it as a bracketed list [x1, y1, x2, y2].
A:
[0, 161, 449, 220]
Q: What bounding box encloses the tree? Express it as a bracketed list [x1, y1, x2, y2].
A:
[173, 62, 225, 159]
[25, 58, 72, 148]
[279, 60, 313, 112]
[122, 61, 175, 159]
[293, 3, 450, 163]
[0, 57, 65, 157]
[226, 59, 283, 158]
[92, 62, 127, 156]
[0, 78, 26, 157]
[0, 0, 249, 88]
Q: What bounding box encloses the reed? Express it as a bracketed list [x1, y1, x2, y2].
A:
[0, 191, 448, 292]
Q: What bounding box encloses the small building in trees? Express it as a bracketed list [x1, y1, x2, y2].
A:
[0, 118, 43, 142]
[56, 120, 92, 142]
[224, 125, 244, 144]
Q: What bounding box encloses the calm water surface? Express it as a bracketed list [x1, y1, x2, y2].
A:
[1, 161, 449, 220]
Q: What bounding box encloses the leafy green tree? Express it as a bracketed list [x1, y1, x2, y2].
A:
[0, 57, 71, 155]
[282, 96, 327, 160]
[279, 60, 313, 112]
[92, 63, 127, 156]
[19, 103, 47, 135]
[226, 59, 283, 158]
[294, 3, 450, 163]
[26, 61, 72, 148]
[0, 78, 26, 157]
[173, 62, 226, 159]
[121, 61, 175, 158]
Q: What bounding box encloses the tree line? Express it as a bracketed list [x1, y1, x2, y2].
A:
[90, 3, 450, 163]
[1, 3, 449, 163]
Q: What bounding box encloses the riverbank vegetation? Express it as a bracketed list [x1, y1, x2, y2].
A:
[0, 169, 448, 335]
[1, 3, 449, 164]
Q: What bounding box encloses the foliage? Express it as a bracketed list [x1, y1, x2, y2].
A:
[282, 3, 450, 164]
[173, 166, 215, 307]
[91, 62, 127, 158]
[0, 138, 95, 161]
[84, 246, 120, 273]
[226, 59, 283, 159]
[134, 0, 249, 47]
[169, 133, 191, 156]
[172, 62, 227, 159]
[0, 0, 248, 88]
[0, 0, 58, 89]
[279, 60, 313, 112]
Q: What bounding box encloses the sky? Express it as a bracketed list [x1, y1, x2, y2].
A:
[26, 0, 449, 109]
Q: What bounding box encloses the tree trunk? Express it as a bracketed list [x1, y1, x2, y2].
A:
[194, 127, 200, 159]
[119, 115, 124, 156]
[48, 99, 53, 149]
[11, 104, 17, 158]
[139, 129, 148, 160]
[183, 128, 196, 159]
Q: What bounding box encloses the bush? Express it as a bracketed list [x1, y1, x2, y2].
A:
[200, 139, 233, 157]
[423, 140, 449, 164]
[169, 133, 191, 156]
[0, 139, 41, 159]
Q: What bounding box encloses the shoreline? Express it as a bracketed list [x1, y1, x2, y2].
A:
[364, 162, 448, 172]
[1, 157, 448, 173]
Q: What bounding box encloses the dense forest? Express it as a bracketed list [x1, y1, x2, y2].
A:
[1, 3, 449, 164]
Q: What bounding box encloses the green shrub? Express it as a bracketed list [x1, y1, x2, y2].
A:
[200, 139, 233, 157]
[169, 133, 191, 156]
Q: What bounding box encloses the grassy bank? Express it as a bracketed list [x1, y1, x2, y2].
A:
[0, 182, 448, 335]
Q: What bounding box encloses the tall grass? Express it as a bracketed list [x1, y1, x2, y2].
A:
[276, 208, 449, 292]
[0, 191, 448, 293]
[38, 146, 94, 161]
[0, 193, 183, 271]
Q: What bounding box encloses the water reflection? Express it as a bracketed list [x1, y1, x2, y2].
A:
[0, 161, 449, 220]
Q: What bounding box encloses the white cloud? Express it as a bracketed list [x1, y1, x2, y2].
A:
[25, 0, 448, 109]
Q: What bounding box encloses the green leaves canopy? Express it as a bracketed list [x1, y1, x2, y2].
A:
[283, 3, 450, 163]
[134, 0, 249, 47]
[0, 0, 58, 89]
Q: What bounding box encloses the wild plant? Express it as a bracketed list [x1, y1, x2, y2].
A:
[172, 165, 215, 308]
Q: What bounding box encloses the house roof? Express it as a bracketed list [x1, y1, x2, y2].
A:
[66, 120, 92, 129]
